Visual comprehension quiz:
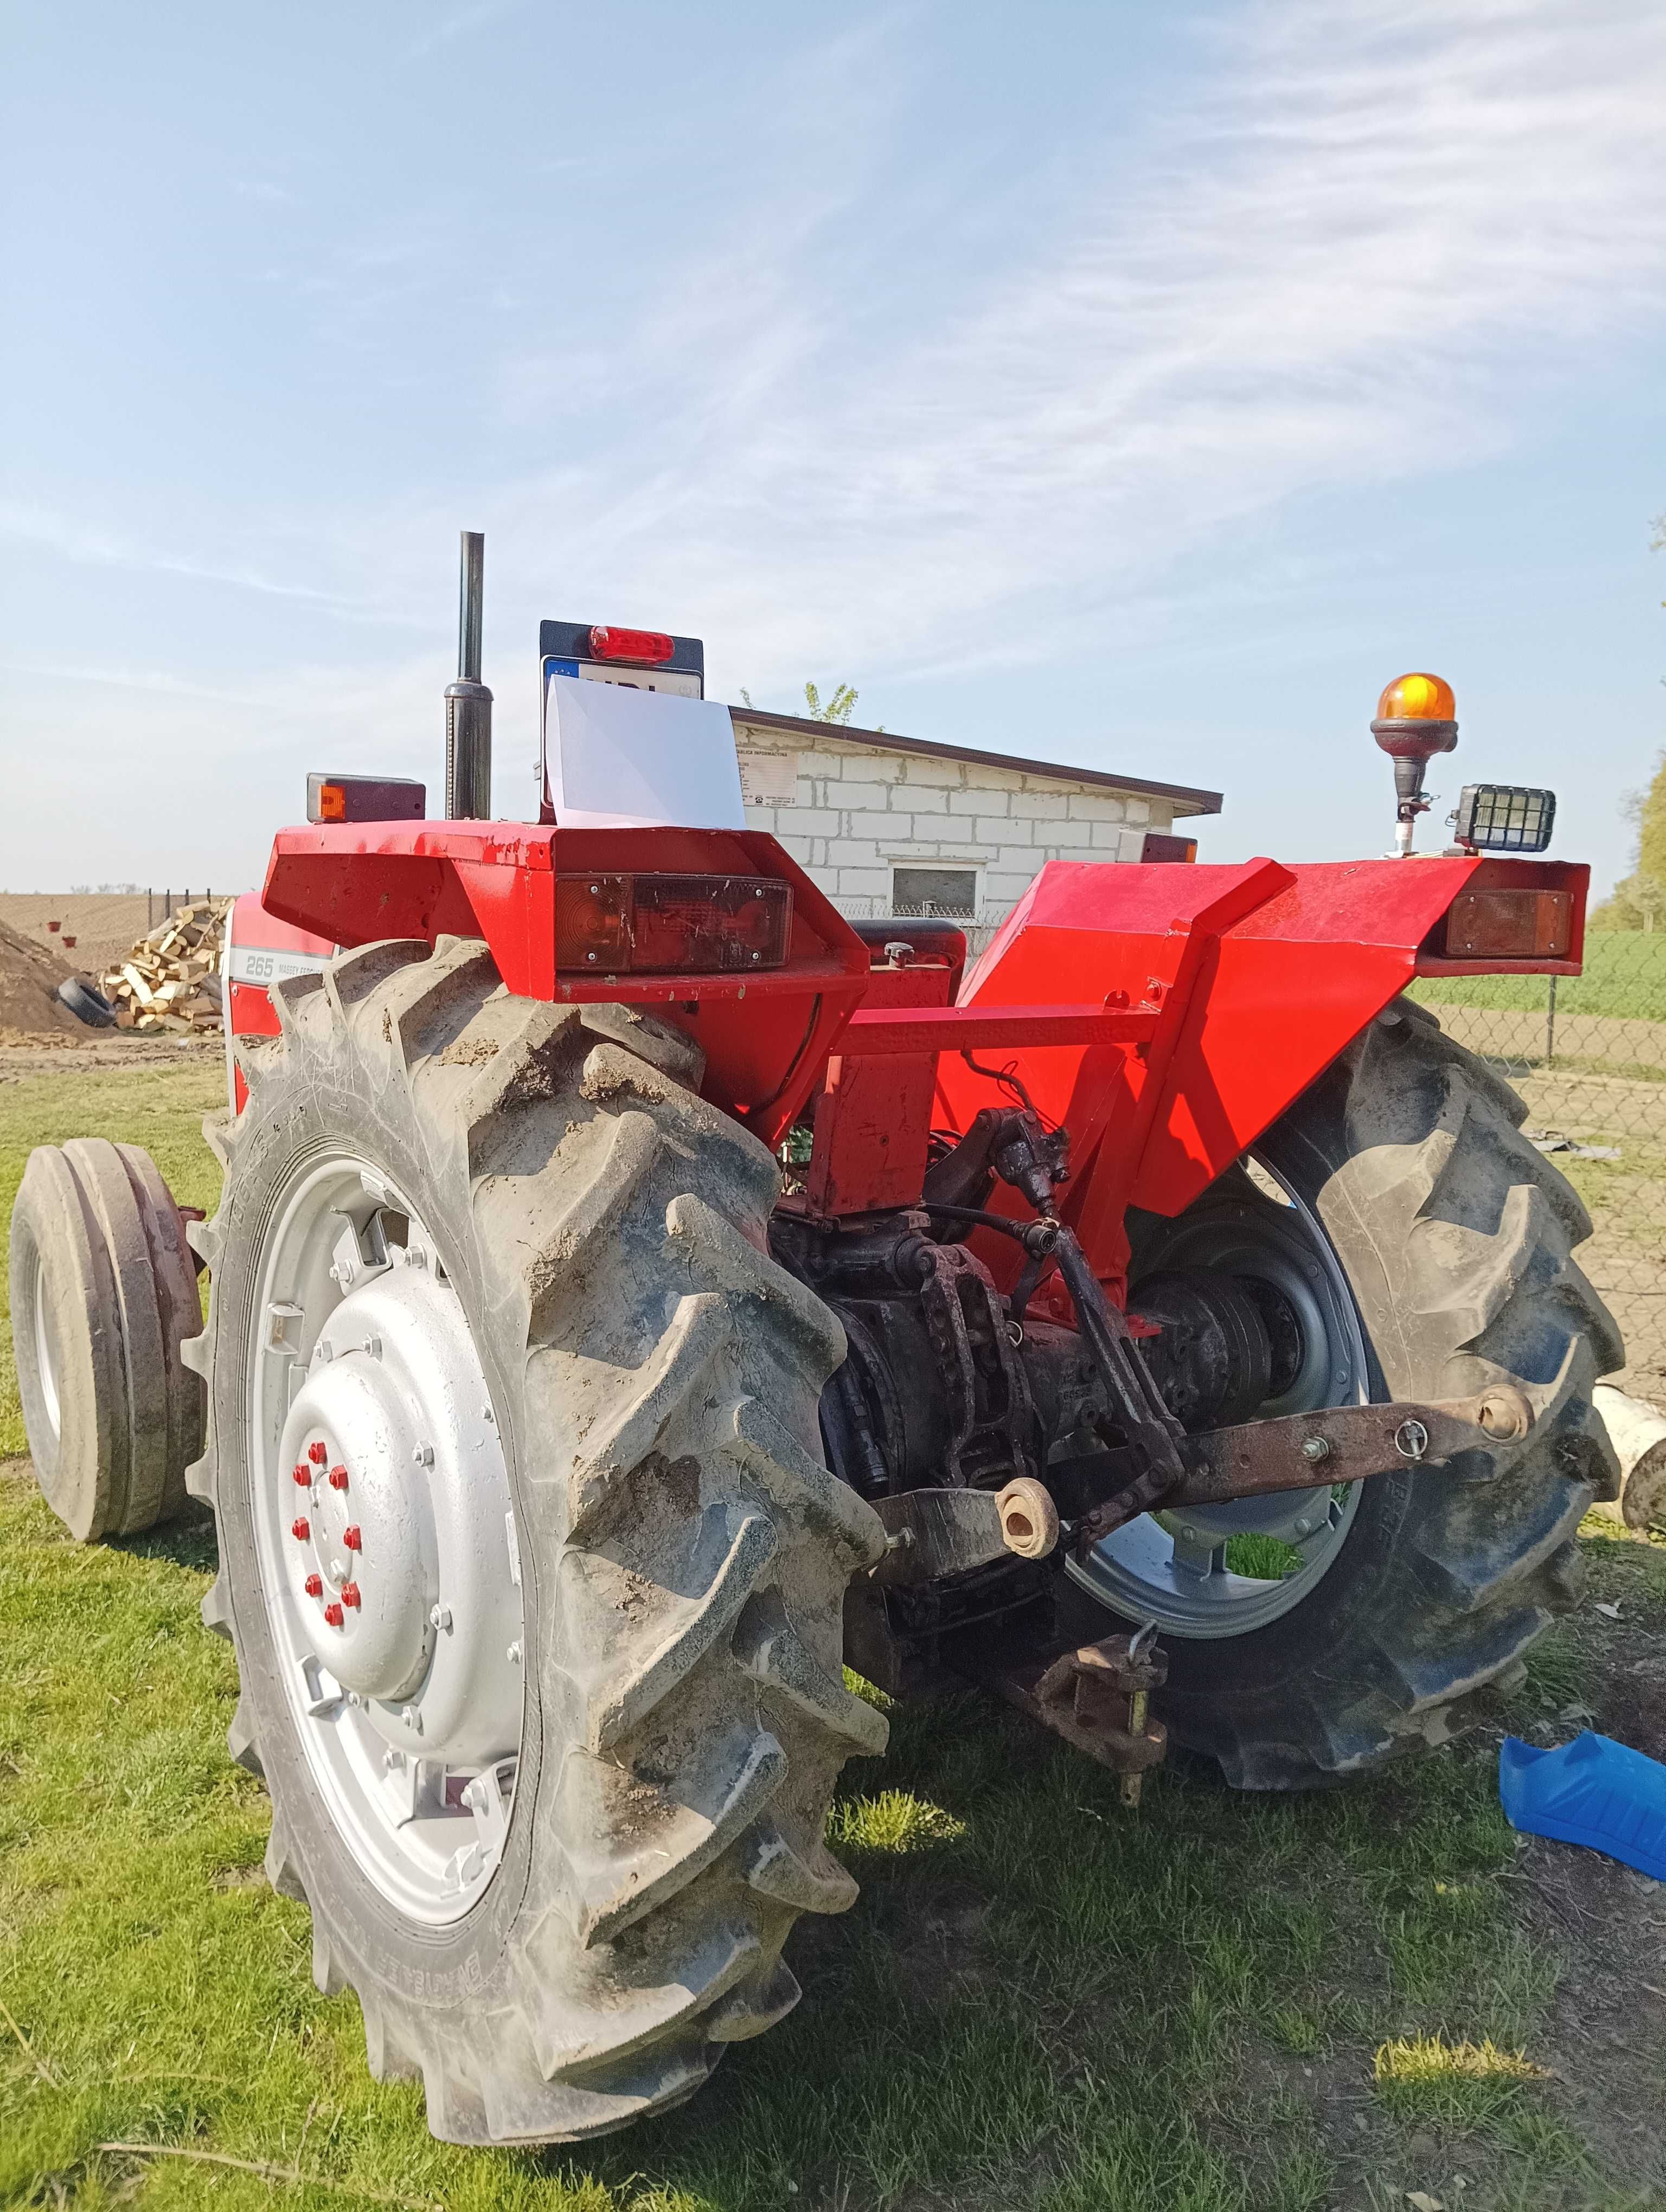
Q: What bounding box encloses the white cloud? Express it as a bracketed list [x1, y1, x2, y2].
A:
[470, 0, 1666, 691]
[0, 500, 375, 614]
[5, 0, 1663, 891]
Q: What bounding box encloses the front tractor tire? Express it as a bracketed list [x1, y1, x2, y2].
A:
[1085, 998, 1623, 1789]
[191, 938, 887, 2144]
[10, 1136, 203, 1541]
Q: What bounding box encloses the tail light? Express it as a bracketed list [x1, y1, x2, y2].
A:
[1444, 888, 1572, 960]
[587, 626, 675, 666]
[558, 873, 792, 974]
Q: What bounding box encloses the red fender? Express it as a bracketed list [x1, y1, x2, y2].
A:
[938, 854, 1586, 1279]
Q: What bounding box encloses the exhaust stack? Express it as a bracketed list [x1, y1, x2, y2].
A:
[444, 530, 492, 820]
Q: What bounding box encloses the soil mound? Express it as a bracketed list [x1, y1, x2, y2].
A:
[0, 919, 83, 1039]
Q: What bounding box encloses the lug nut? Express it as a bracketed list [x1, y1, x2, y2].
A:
[342, 1581, 361, 1608]
[343, 1525, 362, 1551]
[304, 1573, 323, 1598]
[323, 1602, 344, 1628]
[429, 1604, 452, 1631]
[291, 1515, 311, 1540]
[309, 1441, 328, 1464]
[328, 1465, 349, 1490]
[292, 1464, 311, 1486]
[411, 1443, 434, 1468]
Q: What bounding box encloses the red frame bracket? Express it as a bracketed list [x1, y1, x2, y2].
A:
[837, 1002, 1163, 1056]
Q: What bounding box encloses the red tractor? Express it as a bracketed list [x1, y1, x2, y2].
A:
[10, 540, 1619, 2145]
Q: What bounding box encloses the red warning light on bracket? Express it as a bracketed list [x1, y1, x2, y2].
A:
[587, 625, 675, 666]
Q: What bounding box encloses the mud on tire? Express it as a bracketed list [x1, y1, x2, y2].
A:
[1126, 996, 1624, 1790]
[189, 938, 887, 2143]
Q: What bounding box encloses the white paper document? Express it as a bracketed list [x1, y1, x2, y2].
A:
[543, 671, 745, 830]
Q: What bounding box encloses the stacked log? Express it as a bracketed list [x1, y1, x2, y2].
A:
[99, 901, 228, 1033]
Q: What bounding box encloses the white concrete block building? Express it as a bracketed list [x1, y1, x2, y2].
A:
[731, 706, 1222, 946]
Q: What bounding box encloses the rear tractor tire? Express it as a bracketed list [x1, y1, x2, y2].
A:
[9, 1137, 203, 1539]
[191, 937, 888, 2143]
[1075, 996, 1623, 1788]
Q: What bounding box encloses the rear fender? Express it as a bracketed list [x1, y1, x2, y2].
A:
[256, 821, 867, 1141]
[940, 855, 1587, 1276]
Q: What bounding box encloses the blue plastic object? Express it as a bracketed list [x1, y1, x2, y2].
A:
[1499, 1731, 1666, 1881]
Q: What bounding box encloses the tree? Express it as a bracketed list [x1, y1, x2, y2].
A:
[1589, 517, 1666, 930]
[1589, 754, 1666, 931]
[802, 681, 858, 725]
[738, 680, 880, 731]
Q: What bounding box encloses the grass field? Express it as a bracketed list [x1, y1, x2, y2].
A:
[3, 1056, 1665, 2211]
[1410, 931, 1666, 1020]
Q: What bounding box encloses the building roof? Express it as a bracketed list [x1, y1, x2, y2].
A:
[728, 704, 1223, 818]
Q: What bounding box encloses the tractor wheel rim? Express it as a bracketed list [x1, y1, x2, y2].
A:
[33, 1261, 60, 1443]
[249, 1152, 523, 1926]
[1066, 1153, 1368, 1641]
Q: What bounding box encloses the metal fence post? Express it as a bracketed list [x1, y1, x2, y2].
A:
[1546, 974, 1557, 1070]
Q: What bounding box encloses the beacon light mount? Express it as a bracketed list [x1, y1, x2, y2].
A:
[1372, 671, 1458, 858]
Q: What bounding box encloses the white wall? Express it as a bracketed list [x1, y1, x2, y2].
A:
[733, 722, 1172, 930]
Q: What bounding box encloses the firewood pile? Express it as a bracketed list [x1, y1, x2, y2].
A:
[99, 901, 229, 1033]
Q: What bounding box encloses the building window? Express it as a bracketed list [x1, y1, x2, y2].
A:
[892, 865, 976, 918]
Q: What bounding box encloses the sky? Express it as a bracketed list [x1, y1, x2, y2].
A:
[2, 0, 1663, 896]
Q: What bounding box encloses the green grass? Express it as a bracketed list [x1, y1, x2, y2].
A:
[0, 1491, 1552, 2211]
[2, 1061, 1664, 2209]
[10, 1476, 1662, 2211]
[1222, 1532, 1303, 1580]
[0, 1058, 226, 1454]
[1372, 2035, 1546, 2126]
[1409, 929, 1666, 1020]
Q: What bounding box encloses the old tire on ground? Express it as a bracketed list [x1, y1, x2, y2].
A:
[9, 1137, 203, 1539]
[56, 977, 116, 1028]
[190, 937, 887, 2144]
[1073, 996, 1623, 1789]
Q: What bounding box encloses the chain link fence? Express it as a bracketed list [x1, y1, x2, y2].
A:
[1409, 932, 1666, 1396]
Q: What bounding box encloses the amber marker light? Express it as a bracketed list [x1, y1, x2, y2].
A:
[1372, 671, 1458, 857]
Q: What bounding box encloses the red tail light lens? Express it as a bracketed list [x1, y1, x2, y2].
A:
[558, 873, 792, 974]
[1444, 889, 1572, 960]
[587, 625, 675, 666]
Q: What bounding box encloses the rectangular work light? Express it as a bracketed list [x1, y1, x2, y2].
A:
[1452, 785, 1556, 854]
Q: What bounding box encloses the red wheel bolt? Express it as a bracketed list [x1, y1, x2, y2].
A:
[329, 1465, 349, 1490]
[291, 1515, 311, 1540]
[309, 1441, 328, 1464]
[342, 1581, 361, 1608]
[343, 1525, 362, 1551]
[304, 1573, 323, 1598]
[323, 1602, 344, 1627]
[292, 1464, 311, 1486]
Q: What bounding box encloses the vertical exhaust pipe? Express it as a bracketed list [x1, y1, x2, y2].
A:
[444, 530, 492, 819]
